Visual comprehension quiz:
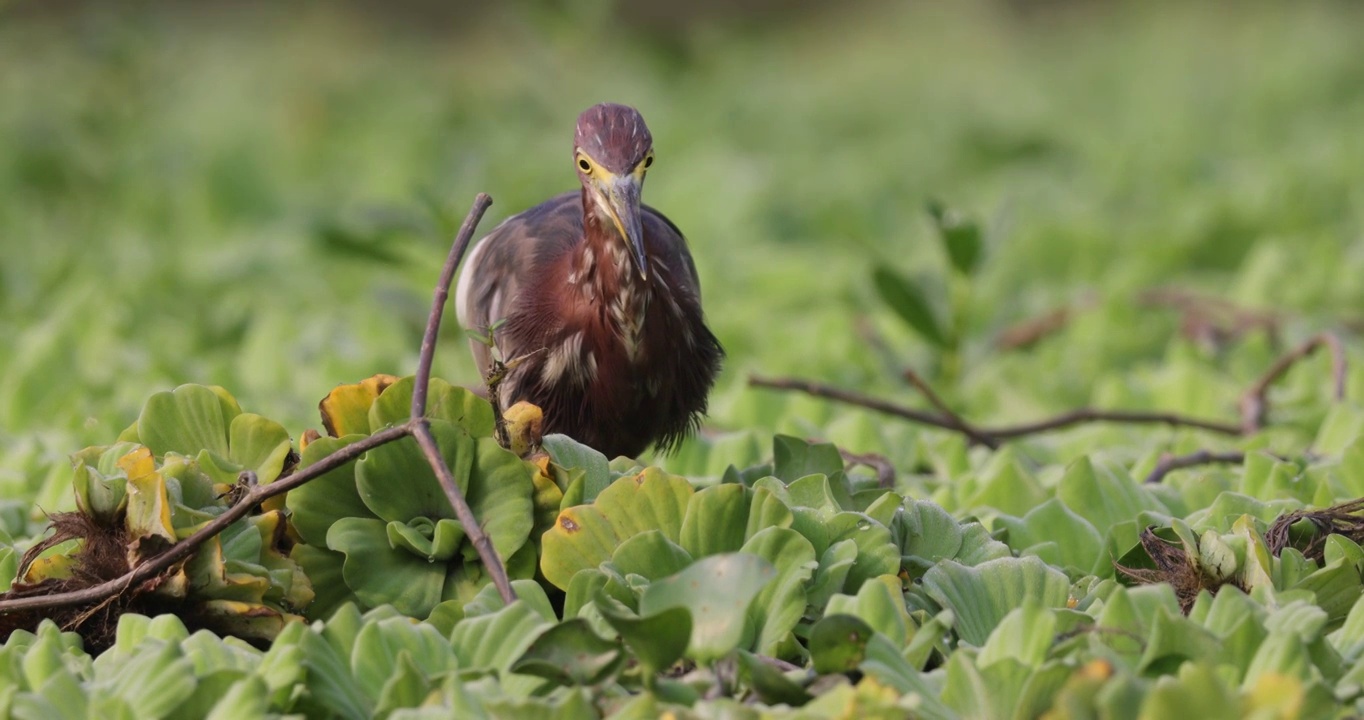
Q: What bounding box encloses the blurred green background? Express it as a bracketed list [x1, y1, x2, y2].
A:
[2, 0, 1362, 498]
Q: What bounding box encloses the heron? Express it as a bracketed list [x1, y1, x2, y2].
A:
[455, 103, 724, 459]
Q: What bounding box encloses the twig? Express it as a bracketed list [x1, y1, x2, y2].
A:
[748, 375, 1243, 442]
[748, 376, 956, 430]
[985, 408, 1242, 440]
[853, 315, 904, 379]
[901, 367, 998, 449]
[412, 421, 515, 602]
[0, 193, 520, 617]
[1239, 333, 1347, 434]
[753, 330, 1349, 448]
[1139, 287, 1282, 353]
[413, 193, 493, 419]
[994, 305, 1072, 352]
[838, 448, 897, 489]
[1143, 450, 1245, 485]
[410, 192, 515, 604]
[0, 426, 408, 614]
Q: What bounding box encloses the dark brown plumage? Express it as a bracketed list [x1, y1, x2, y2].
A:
[456, 104, 723, 459]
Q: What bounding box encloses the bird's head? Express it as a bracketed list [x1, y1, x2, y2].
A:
[573, 103, 654, 280]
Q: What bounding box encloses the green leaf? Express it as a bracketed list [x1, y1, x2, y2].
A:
[807, 539, 859, 611]
[100, 640, 198, 720]
[367, 376, 496, 437]
[941, 651, 1070, 720]
[896, 500, 963, 573]
[136, 384, 241, 459]
[996, 499, 1103, 573]
[449, 600, 555, 674]
[773, 436, 845, 483]
[1058, 456, 1166, 538]
[287, 434, 372, 546]
[922, 556, 1071, 646]
[740, 527, 818, 655]
[540, 470, 694, 590]
[638, 553, 776, 663]
[610, 530, 694, 581]
[356, 422, 472, 523]
[542, 435, 612, 503]
[374, 653, 433, 718]
[596, 595, 692, 674]
[227, 413, 292, 484]
[679, 483, 750, 557]
[1314, 404, 1364, 456]
[826, 575, 912, 646]
[809, 614, 874, 674]
[871, 266, 946, 347]
[510, 618, 624, 686]
[282, 622, 372, 720]
[976, 600, 1056, 668]
[290, 544, 350, 621]
[736, 650, 813, 706]
[1137, 604, 1222, 674]
[204, 677, 270, 720]
[327, 517, 446, 617]
[351, 617, 456, 702]
[927, 199, 983, 276]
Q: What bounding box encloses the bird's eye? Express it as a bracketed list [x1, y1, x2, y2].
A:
[578, 158, 591, 172]
[643, 155, 654, 169]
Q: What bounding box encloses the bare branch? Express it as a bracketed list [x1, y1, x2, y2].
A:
[837, 448, 897, 489]
[901, 367, 999, 449]
[748, 375, 957, 431]
[1239, 332, 1348, 434]
[1143, 449, 1245, 485]
[413, 420, 516, 603]
[413, 193, 493, 419]
[994, 305, 1071, 352]
[749, 375, 1243, 443]
[985, 408, 1242, 440]
[410, 192, 514, 604]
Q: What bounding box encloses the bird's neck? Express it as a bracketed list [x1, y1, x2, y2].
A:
[576, 188, 650, 359]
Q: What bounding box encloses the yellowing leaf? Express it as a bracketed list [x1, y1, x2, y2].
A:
[117, 446, 156, 481]
[125, 468, 176, 559]
[22, 552, 75, 583]
[319, 374, 400, 437]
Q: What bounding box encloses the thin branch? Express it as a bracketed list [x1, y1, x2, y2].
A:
[838, 448, 897, 489]
[0, 426, 409, 614]
[853, 315, 904, 379]
[409, 192, 514, 604]
[413, 192, 493, 419]
[748, 375, 957, 430]
[748, 375, 1242, 442]
[985, 408, 1242, 440]
[901, 367, 999, 449]
[1143, 450, 1245, 485]
[753, 329, 1350, 448]
[994, 305, 1072, 352]
[1240, 332, 1347, 434]
[412, 420, 516, 603]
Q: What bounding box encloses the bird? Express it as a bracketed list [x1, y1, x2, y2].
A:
[455, 103, 724, 459]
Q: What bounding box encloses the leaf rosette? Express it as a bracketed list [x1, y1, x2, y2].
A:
[287, 376, 537, 619]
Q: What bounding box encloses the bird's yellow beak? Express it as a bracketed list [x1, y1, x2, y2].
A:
[602, 175, 647, 281]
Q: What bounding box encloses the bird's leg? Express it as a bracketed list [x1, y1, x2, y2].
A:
[484, 359, 511, 449]
[482, 346, 547, 451]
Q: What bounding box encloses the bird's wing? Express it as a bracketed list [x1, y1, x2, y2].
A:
[642, 205, 704, 301]
[455, 192, 581, 373]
